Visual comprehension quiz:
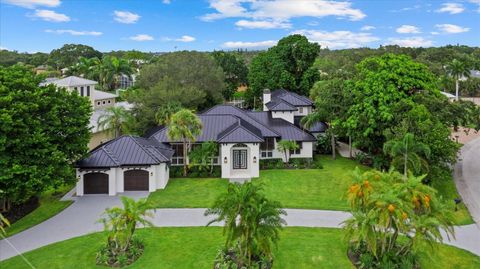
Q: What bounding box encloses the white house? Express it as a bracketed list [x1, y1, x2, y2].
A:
[75, 89, 326, 195]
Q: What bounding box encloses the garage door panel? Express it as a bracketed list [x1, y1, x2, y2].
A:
[124, 170, 149, 191]
[84, 173, 109, 194]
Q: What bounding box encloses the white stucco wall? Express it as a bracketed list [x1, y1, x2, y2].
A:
[221, 143, 260, 179]
[271, 111, 295, 124]
[293, 106, 312, 116]
[269, 141, 314, 162]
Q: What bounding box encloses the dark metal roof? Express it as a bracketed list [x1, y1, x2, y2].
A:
[217, 126, 264, 143]
[265, 99, 298, 111]
[294, 116, 328, 133]
[270, 89, 313, 107]
[247, 112, 317, 142]
[76, 136, 173, 168]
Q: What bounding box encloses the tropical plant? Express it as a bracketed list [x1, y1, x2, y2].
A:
[97, 196, 154, 267]
[154, 101, 182, 125]
[446, 59, 470, 101]
[205, 182, 286, 268]
[97, 56, 133, 91]
[276, 140, 299, 164]
[188, 141, 219, 175]
[383, 133, 431, 176]
[167, 109, 203, 176]
[343, 169, 455, 268]
[97, 106, 135, 138]
[0, 213, 10, 235]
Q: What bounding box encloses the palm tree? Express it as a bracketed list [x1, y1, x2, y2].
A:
[167, 109, 202, 176]
[276, 140, 299, 164]
[205, 182, 286, 267]
[302, 113, 337, 159]
[67, 56, 100, 79]
[99, 196, 154, 251]
[98, 56, 133, 91]
[383, 133, 430, 176]
[155, 102, 182, 125]
[446, 59, 470, 101]
[97, 106, 134, 138]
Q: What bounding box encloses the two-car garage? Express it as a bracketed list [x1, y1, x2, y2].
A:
[83, 170, 149, 194]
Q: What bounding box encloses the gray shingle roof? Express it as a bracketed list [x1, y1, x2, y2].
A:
[93, 89, 117, 100]
[265, 99, 298, 111]
[76, 136, 173, 168]
[247, 112, 317, 142]
[270, 89, 313, 107]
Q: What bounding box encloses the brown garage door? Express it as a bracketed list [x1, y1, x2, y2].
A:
[124, 170, 149, 191]
[84, 173, 109, 194]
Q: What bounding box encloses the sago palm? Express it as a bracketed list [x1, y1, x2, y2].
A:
[167, 109, 202, 176]
[383, 133, 430, 176]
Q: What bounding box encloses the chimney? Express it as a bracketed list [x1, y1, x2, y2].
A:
[262, 89, 271, 111]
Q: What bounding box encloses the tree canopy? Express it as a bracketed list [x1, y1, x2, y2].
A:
[211, 51, 248, 100]
[0, 65, 91, 207]
[49, 44, 102, 69]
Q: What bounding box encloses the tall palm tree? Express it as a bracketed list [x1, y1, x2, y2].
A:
[205, 182, 286, 266]
[167, 109, 202, 176]
[383, 133, 430, 176]
[97, 106, 134, 138]
[155, 102, 182, 125]
[446, 59, 470, 101]
[98, 56, 133, 91]
[276, 140, 299, 164]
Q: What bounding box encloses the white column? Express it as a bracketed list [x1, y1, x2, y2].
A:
[76, 170, 84, 196]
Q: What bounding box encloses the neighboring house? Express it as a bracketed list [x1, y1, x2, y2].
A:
[118, 73, 136, 89]
[75, 89, 325, 196]
[40, 76, 123, 149]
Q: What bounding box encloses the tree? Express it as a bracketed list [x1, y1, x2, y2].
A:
[383, 133, 431, 176]
[188, 141, 219, 175]
[276, 140, 299, 164]
[0, 65, 91, 209]
[167, 109, 203, 176]
[246, 35, 320, 107]
[97, 56, 133, 91]
[66, 56, 100, 79]
[212, 51, 248, 99]
[97, 106, 135, 138]
[97, 196, 154, 267]
[344, 169, 454, 267]
[205, 182, 286, 267]
[154, 101, 182, 125]
[446, 59, 470, 101]
[49, 44, 102, 69]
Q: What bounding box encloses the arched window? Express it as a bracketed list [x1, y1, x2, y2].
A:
[233, 143, 247, 148]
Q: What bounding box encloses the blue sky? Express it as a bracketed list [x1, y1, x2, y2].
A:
[0, 0, 479, 53]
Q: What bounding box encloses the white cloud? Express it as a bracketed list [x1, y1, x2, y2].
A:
[175, 35, 196, 42]
[222, 40, 277, 49]
[396, 25, 421, 34]
[468, 0, 480, 12]
[45, 29, 102, 36]
[3, 0, 60, 8]
[291, 29, 380, 49]
[0, 46, 9, 50]
[235, 19, 291, 29]
[113, 10, 140, 24]
[360, 25, 375, 31]
[435, 24, 470, 34]
[387, 37, 433, 47]
[436, 3, 464, 14]
[32, 9, 70, 22]
[129, 34, 154, 41]
[202, 0, 366, 29]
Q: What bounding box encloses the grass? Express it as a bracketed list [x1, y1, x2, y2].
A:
[5, 184, 74, 237]
[432, 176, 474, 225]
[148, 156, 473, 225]
[1, 227, 478, 269]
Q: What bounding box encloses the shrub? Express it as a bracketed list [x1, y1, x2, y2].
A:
[170, 165, 221, 178]
[315, 134, 333, 154]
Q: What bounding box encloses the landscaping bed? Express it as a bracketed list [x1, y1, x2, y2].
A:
[2, 227, 478, 269]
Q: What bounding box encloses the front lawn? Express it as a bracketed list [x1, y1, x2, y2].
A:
[432, 176, 474, 225]
[5, 184, 74, 237]
[2, 227, 478, 269]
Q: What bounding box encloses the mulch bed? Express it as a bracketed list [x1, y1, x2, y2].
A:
[3, 196, 39, 224]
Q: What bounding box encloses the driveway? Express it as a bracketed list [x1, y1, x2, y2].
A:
[454, 137, 480, 223]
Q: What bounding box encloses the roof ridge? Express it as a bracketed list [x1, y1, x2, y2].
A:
[217, 125, 264, 142]
[228, 105, 281, 136]
[102, 145, 121, 166]
[129, 136, 163, 163]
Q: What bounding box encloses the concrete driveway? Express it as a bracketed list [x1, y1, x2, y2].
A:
[0, 192, 149, 261]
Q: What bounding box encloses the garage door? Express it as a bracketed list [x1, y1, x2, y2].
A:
[84, 173, 109, 194]
[124, 170, 149, 191]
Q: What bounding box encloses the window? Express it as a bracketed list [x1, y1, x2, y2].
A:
[74, 87, 77, 93]
[171, 144, 184, 165]
[299, 107, 304, 113]
[108, 100, 111, 103]
[102, 101, 106, 104]
[86, 86, 90, 96]
[260, 137, 275, 158]
[80, 86, 84, 97]
[290, 142, 302, 155]
[97, 101, 101, 105]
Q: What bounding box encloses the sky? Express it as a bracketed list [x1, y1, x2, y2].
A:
[0, 0, 479, 53]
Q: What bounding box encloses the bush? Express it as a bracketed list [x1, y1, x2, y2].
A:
[96, 236, 144, 268]
[260, 158, 322, 169]
[315, 134, 333, 154]
[170, 165, 221, 178]
[214, 248, 272, 269]
[260, 159, 284, 169]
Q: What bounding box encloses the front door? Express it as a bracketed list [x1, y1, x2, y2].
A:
[233, 149, 247, 169]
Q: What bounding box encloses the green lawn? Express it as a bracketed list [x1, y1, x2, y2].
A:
[5, 184, 73, 237]
[432, 176, 474, 225]
[148, 156, 472, 225]
[2, 227, 478, 269]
